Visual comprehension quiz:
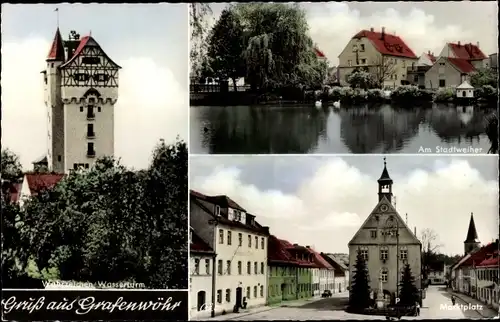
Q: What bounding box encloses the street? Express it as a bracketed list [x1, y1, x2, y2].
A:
[225, 286, 479, 320]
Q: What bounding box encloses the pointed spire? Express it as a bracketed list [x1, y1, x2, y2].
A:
[378, 157, 393, 184]
[464, 212, 479, 243]
[47, 28, 65, 61]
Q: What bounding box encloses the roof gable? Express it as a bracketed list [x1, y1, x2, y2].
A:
[353, 30, 417, 59]
[307, 248, 334, 269]
[448, 42, 487, 60]
[268, 235, 298, 265]
[60, 35, 121, 69]
[24, 173, 64, 195]
[349, 196, 420, 246]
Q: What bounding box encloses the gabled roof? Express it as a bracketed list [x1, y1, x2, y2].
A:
[322, 253, 348, 272]
[349, 195, 421, 246]
[47, 28, 65, 61]
[32, 155, 48, 164]
[458, 241, 498, 268]
[352, 29, 417, 59]
[59, 35, 122, 69]
[24, 173, 64, 195]
[448, 42, 487, 60]
[306, 247, 334, 270]
[477, 251, 499, 268]
[190, 190, 246, 212]
[190, 191, 269, 235]
[424, 52, 436, 63]
[457, 80, 474, 89]
[268, 235, 299, 266]
[281, 240, 320, 268]
[448, 58, 476, 74]
[190, 228, 214, 254]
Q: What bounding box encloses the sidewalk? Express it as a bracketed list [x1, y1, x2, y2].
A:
[193, 297, 326, 321]
[448, 289, 498, 318]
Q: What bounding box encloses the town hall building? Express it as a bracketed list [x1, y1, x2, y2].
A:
[39, 28, 120, 173]
[348, 158, 422, 306]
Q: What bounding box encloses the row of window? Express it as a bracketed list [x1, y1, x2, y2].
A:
[217, 260, 265, 276]
[219, 229, 265, 250]
[192, 258, 211, 275]
[478, 269, 499, 281]
[216, 286, 264, 304]
[73, 163, 90, 170]
[359, 248, 408, 261]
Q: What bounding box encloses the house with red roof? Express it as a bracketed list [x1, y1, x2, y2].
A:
[306, 246, 335, 297]
[190, 190, 270, 316]
[190, 226, 216, 319]
[425, 41, 489, 89]
[337, 27, 418, 88]
[406, 51, 437, 87]
[321, 252, 350, 293]
[18, 173, 64, 207]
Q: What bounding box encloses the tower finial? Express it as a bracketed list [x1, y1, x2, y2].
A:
[90, 30, 92, 36]
[383, 157, 386, 166]
[55, 8, 59, 28]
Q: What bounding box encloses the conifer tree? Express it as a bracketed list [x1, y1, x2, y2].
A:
[398, 264, 420, 306]
[349, 248, 371, 311]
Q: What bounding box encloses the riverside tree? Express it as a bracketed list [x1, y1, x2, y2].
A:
[398, 264, 420, 306]
[207, 9, 246, 91]
[206, 3, 326, 92]
[349, 248, 371, 311]
[3, 139, 188, 289]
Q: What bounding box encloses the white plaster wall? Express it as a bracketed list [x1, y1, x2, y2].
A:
[190, 254, 214, 320]
[214, 224, 268, 315]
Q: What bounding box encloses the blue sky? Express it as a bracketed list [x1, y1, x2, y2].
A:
[191, 155, 499, 255]
[1, 4, 188, 170]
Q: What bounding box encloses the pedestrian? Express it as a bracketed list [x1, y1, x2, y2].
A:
[451, 295, 456, 306]
[415, 301, 420, 316]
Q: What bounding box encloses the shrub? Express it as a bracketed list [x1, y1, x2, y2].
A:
[391, 86, 433, 103]
[367, 89, 384, 102]
[476, 85, 498, 102]
[433, 88, 454, 102]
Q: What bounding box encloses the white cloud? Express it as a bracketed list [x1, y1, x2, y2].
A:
[1, 37, 187, 171]
[192, 157, 499, 256]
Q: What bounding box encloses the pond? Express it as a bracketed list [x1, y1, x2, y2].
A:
[190, 104, 496, 154]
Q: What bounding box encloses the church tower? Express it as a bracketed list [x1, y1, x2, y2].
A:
[42, 29, 121, 173]
[377, 157, 393, 203]
[464, 212, 480, 254]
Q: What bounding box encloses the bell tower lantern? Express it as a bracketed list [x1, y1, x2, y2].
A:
[378, 157, 393, 203]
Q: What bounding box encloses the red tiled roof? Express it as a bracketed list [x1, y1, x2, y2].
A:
[459, 241, 498, 268]
[478, 256, 499, 268]
[448, 58, 476, 73]
[47, 28, 65, 61]
[25, 173, 64, 195]
[314, 47, 326, 58]
[282, 240, 320, 268]
[353, 30, 417, 59]
[427, 53, 437, 63]
[449, 43, 487, 60]
[268, 235, 298, 265]
[59, 35, 121, 69]
[190, 229, 214, 254]
[307, 247, 334, 269]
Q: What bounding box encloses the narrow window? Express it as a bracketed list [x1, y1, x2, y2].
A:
[58, 155, 62, 162]
[87, 124, 94, 137]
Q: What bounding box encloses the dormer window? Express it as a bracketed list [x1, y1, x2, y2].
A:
[215, 205, 220, 216]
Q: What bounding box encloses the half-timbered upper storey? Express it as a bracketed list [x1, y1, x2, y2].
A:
[59, 35, 121, 88]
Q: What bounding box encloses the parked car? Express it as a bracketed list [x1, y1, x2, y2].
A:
[322, 290, 332, 298]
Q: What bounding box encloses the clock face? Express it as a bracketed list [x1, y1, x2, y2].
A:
[380, 204, 389, 212]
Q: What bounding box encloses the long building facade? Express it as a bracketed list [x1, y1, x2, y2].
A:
[190, 190, 270, 316]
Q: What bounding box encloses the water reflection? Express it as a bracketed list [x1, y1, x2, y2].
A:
[190, 104, 496, 154]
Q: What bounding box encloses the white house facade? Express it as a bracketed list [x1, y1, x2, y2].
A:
[322, 253, 350, 294]
[190, 190, 270, 316]
[190, 227, 216, 319]
[311, 268, 320, 297]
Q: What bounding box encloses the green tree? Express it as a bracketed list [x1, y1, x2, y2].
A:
[1, 148, 24, 183]
[231, 3, 323, 91]
[347, 70, 376, 89]
[484, 114, 498, 154]
[349, 248, 371, 311]
[190, 3, 213, 80]
[470, 68, 498, 88]
[207, 9, 246, 91]
[18, 139, 188, 289]
[398, 264, 420, 306]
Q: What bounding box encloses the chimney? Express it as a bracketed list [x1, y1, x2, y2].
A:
[293, 243, 298, 247]
[414, 227, 417, 236]
[458, 41, 461, 46]
[370, 27, 374, 32]
[381, 27, 386, 39]
[476, 41, 480, 48]
[428, 50, 431, 55]
[306, 245, 310, 248]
